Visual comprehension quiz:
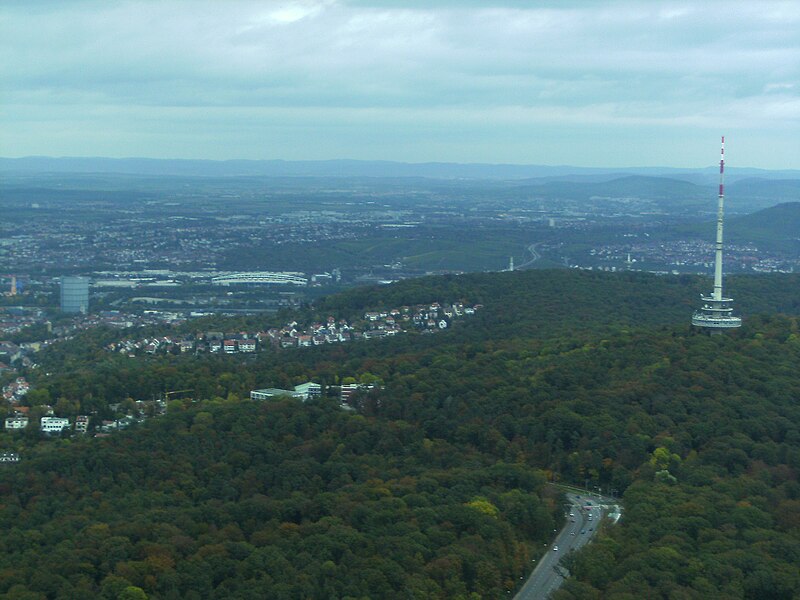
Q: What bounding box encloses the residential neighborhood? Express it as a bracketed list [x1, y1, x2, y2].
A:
[2, 399, 166, 439]
[105, 300, 480, 357]
[0, 305, 199, 378]
[2, 377, 30, 404]
[582, 238, 799, 274]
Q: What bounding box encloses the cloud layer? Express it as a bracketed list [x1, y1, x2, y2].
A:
[2, 0, 798, 167]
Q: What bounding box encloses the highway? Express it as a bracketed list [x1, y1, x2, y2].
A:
[515, 243, 542, 269]
[514, 492, 618, 600]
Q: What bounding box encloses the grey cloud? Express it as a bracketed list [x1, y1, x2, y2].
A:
[1, 0, 798, 166]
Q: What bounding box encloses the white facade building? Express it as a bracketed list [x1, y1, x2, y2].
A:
[293, 382, 322, 400]
[40, 416, 70, 434]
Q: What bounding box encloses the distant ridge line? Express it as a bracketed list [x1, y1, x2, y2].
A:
[1, 156, 798, 182]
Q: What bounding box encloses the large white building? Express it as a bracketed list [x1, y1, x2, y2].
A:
[293, 382, 322, 399]
[211, 272, 308, 286]
[250, 381, 321, 402]
[40, 416, 70, 434]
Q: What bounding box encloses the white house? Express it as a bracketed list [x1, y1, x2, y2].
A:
[75, 415, 89, 434]
[4, 416, 29, 430]
[238, 340, 256, 353]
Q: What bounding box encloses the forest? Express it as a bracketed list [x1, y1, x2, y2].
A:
[1, 269, 800, 598]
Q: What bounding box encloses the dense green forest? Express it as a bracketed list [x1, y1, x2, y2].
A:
[2, 270, 800, 598]
[0, 400, 558, 599]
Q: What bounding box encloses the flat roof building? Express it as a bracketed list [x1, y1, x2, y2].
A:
[250, 382, 321, 402]
[293, 382, 322, 399]
[250, 388, 305, 401]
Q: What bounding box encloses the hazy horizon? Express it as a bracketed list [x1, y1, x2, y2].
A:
[3, 155, 799, 177]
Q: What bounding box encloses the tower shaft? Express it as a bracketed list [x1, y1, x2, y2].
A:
[691, 136, 741, 331]
[713, 136, 725, 301]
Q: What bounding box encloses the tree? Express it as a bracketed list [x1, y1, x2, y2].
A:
[117, 587, 148, 600]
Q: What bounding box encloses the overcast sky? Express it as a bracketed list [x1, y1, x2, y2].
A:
[1, 0, 798, 168]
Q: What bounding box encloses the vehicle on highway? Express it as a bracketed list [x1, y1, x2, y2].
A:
[553, 545, 559, 551]
[581, 529, 586, 534]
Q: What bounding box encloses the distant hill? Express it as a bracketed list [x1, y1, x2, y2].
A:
[727, 178, 800, 203]
[511, 175, 710, 207]
[514, 175, 800, 213]
[727, 202, 800, 251]
[1, 156, 798, 183]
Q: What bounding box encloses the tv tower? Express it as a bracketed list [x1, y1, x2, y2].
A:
[692, 136, 742, 332]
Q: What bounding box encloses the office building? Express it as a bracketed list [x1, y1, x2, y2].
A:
[61, 276, 90, 314]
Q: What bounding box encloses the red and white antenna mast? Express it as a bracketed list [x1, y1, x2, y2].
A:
[692, 136, 741, 330]
[713, 136, 725, 301]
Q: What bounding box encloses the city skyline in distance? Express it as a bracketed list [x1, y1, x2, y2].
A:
[2, 1, 798, 169]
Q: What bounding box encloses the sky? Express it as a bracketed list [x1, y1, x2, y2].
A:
[1, 0, 798, 168]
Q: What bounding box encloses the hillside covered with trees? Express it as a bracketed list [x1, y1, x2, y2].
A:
[1, 269, 800, 599]
[0, 399, 559, 599]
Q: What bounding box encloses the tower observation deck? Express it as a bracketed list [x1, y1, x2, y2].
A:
[692, 137, 742, 331]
